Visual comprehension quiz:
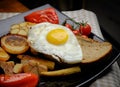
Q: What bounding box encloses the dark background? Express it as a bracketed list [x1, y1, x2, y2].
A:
[19, 0, 120, 66]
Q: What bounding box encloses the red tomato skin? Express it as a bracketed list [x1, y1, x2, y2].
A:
[80, 24, 91, 36]
[0, 73, 38, 87]
[24, 7, 59, 24]
[72, 30, 80, 35]
[65, 23, 80, 35]
[65, 23, 73, 30]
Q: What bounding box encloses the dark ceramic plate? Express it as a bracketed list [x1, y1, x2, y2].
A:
[0, 4, 120, 87]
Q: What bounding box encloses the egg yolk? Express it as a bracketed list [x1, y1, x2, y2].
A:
[46, 29, 68, 45]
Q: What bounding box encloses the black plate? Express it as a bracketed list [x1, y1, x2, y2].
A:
[0, 4, 120, 87]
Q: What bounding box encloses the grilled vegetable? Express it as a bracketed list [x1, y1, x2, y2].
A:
[0, 47, 10, 61]
[10, 22, 35, 37]
[1, 35, 29, 54]
[24, 7, 59, 24]
[0, 73, 38, 87]
[40, 66, 81, 76]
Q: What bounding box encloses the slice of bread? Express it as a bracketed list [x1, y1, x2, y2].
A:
[27, 35, 112, 64]
[76, 35, 112, 63]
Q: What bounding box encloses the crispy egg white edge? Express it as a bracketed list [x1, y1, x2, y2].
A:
[28, 22, 83, 64]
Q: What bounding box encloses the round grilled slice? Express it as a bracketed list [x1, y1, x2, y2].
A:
[1, 35, 29, 54]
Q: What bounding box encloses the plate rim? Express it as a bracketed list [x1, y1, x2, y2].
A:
[0, 4, 120, 87]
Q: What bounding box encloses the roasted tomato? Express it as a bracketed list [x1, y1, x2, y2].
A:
[65, 23, 73, 30]
[72, 29, 80, 35]
[0, 73, 38, 87]
[24, 7, 59, 24]
[64, 19, 91, 36]
[79, 22, 91, 36]
[65, 23, 80, 35]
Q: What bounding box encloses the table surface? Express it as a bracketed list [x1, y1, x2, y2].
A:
[0, 0, 29, 12]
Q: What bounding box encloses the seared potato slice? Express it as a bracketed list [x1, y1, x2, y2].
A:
[0, 47, 10, 61]
[22, 60, 48, 76]
[1, 35, 29, 54]
[10, 22, 35, 36]
[17, 55, 55, 70]
[0, 61, 14, 74]
[13, 63, 23, 73]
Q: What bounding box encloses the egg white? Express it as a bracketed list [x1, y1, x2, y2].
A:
[28, 22, 83, 64]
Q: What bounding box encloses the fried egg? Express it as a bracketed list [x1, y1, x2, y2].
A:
[28, 22, 83, 64]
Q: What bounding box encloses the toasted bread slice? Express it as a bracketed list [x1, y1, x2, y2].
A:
[27, 35, 112, 64]
[76, 35, 112, 63]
